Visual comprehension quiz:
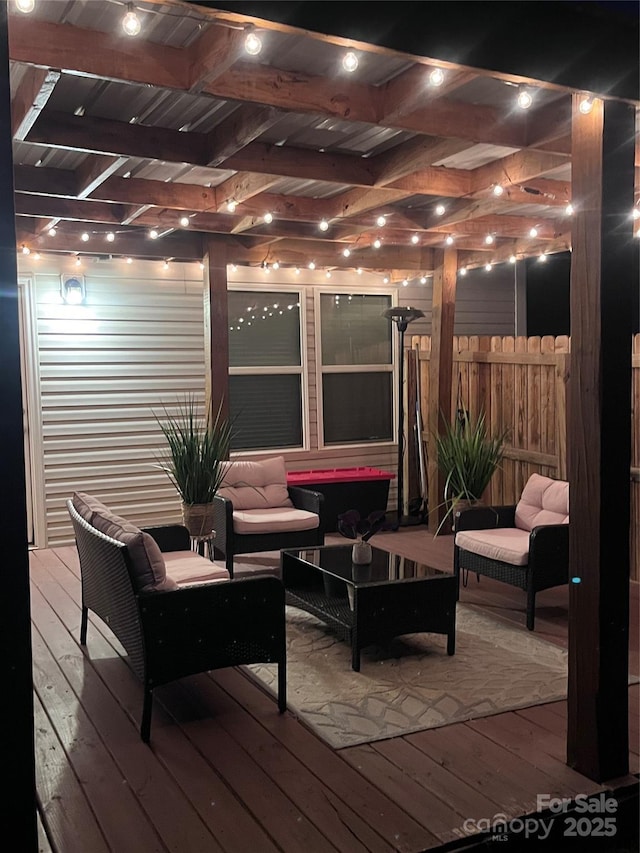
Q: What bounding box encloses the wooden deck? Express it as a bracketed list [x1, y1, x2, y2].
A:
[31, 528, 639, 853]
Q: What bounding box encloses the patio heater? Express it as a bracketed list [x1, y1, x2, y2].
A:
[383, 306, 425, 528]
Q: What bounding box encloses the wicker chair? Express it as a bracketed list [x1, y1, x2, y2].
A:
[68, 498, 286, 742]
[453, 474, 569, 630]
[212, 456, 324, 575]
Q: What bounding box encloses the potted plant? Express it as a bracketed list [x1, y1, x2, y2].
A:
[434, 409, 508, 534]
[155, 394, 233, 539]
[338, 509, 388, 564]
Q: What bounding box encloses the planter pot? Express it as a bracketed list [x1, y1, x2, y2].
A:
[352, 540, 372, 565]
[181, 502, 216, 538]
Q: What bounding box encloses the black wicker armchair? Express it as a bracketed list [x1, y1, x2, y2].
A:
[211, 457, 325, 575]
[68, 499, 286, 742]
[453, 474, 569, 630]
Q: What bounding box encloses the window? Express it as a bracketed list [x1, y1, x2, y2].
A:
[318, 292, 393, 445]
[228, 289, 304, 451]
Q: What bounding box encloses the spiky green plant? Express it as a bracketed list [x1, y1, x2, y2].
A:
[435, 409, 508, 529]
[155, 394, 233, 505]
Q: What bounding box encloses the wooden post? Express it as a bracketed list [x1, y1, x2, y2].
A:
[0, 6, 38, 846]
[427, 247, 457, 532]
[202, 236, 229, 425]
[567, 96, 636, 781]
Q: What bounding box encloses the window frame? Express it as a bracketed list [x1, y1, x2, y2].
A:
[314, 287, 397, 450]
[228, 284, 309, 454]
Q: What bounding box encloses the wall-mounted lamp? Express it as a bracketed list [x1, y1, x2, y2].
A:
[61, 274, 86, 305]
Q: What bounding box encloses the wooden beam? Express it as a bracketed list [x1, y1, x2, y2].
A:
[471, 150, 570, 194]
[428, 247, 458, 533]
[75, 154, 128, 199]
[187, 23, 245, 94]
[379, 65, 478, 124]
[0, 5, 38, 843]
[203, 236, 229, 424]
[567, 96, 636, 782]
[213, 171, 280, 210]
[206, 104, 280, 166]
[372, 136, 471, 186]
[11, 66, 59, 140]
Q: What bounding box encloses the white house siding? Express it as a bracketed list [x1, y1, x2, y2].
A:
[18, 258, 514, 546]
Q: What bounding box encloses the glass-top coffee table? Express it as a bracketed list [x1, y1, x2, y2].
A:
[281, 543, 457, 671]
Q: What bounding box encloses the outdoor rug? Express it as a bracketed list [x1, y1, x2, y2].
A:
[244, 603, 571, 749]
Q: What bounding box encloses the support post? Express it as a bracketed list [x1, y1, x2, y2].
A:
[203, 236, 229, 424]
[0, 5, 38, 846]
[428, 247, 457, 532]
[567, 96, 636, 781]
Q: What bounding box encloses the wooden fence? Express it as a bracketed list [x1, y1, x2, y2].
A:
[412, 333, 639, 581]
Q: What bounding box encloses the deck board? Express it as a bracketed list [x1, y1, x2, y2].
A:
[30, 530, 639, 852]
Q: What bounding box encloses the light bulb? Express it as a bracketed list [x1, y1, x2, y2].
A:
[244, 30, 262, 56]
[429, 67, 445, 87]
[263, 211, 273, 223]
[459, 267, 467, 276]
[509, 255, 517, 264]
[75, 256, 81, 266]
[356, 267, 363, 274]
[579, 96, 594, 115]
[485, 263, 493, 272]
[517, 87, 533, 110]
[402, 279, 408, 287]
[484, 234, 494, 245]
[126, 257, 133, 264]
[529, 227, 538, 238]
[632, 208, 640, 221]
[435, 204, 446, 216]
[383, 276, 389, 284]
[376, 215, 386, 227]
[122, 4, 141, 37]
[106, 232, 115, 242]
[539, 253, 547, 262]
[15, 0, 35, 12]
[493, 184, 504, 196]
[179, 215, 190, 227]
[272, 261, 280, 270]
[326, 270, 332, 278]
[373, 238, 381, 249]
[163, 260, 169, 270]
[420, 276, 427, 284]
[226, 199, 237, 213]
[319, 219, 329, 231]
[445, 235, 455, 246]
[81, 232, 90, 242]
[411, 234, 419, 244]
[295, 267, 301, 275]
[342, 51, 359, 73]
[149, 229, 159, 239]
[48, 227, 57, 237]
[565, 203, 574, 216]
[308, 261, 316, 270]
[21, 245, 30, 255]
[342, 248, 351, 257]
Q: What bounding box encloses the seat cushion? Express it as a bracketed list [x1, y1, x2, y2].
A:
[455, 527, 531, 566]
[232, 507, 320, 535]
[72, 491, 177, 593]
[218, 456, 293, 510]
[515, 474, 569, 532]
[163, 551, 230, 585]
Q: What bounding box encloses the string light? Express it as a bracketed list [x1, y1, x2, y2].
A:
[529, 227, 538, 238]
[179, 215, 190, 227]
[411, 234, 419, 244]
[75, 255, 82, 266]
[126, 257, 133, 264]
[319, 219, 329, 231]
[81, 232, 90, 242]
[429, 67, 445, 87]
[149, 229, 159, 239]
[579, 96, 594, 115]
[15, 0, 35, 12]
[263, 211, 273, 224]
[244, 29, 263, 56]
[632, 208, 640, 221]
[106, 232, 115, 242]
[517, 86, 533, 110]
[163, 259, 169, 270]
[376, 215, 387, 228]
[402, 279, 409, 286]
[435, 204, 446, 216]
[509, 254, 517, 264]
[342, 51, 359, 73]
[48, 227, 57, 237]
[308, 261, 316, 270]
[342, 247, 351, 257]
[493, 184, 504, 196]
[565, 203, 574, 216]
[539, 252, 547, 262]
[484, 234, 494, 245]
[420, 275, 427, 284]
[21, 245, 30, 255]
[459, 267, 467, 276]
[122, 4, 142, 37]
[485, 263, 493, 272]
[445, 235, 455, 246]
[226, 200, 237, 213]
[373, 238, 382, 249]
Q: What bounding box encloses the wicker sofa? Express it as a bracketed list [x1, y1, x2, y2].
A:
[453, 474, 569, 630]
[68, 492, 286, 742]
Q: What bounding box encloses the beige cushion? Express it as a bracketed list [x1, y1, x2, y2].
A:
[218, 456, 293, 510]
[72, 491, 177, 593]
[514, 474, 569, 532]
[163, 551, 230, 585]
[456, 527, 530, 566]
[232, 507, 320, 535]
